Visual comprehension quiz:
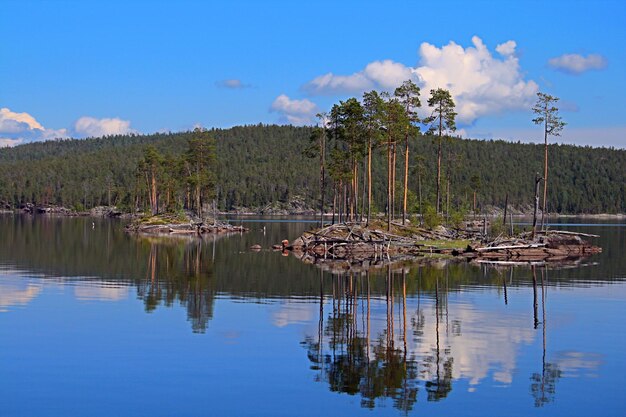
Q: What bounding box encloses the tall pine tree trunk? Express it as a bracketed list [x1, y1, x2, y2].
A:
[387, 136, 392, 231]
[403, 134, 409, 225]
[319, 133, 325, 226]
[418, 171, 423, 225]
[150, 169, 158, 215]
[541, 124, 548, 230]
[353, 162, 358, 222]
[367, 139, 372, 226]
[361, 157, 366, 223]
[436, 110, 442, 214]
[332, 184, 337, 225]
[196, 184, 201, 220]
[392, 143, 396, 221]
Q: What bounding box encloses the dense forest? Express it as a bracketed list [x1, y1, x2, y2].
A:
[0, 124, 624, 214]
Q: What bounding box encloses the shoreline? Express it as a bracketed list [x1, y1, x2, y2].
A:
[0, 209, 626, 220]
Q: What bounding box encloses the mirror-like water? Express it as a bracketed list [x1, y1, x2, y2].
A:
[0, 215, 624, 416]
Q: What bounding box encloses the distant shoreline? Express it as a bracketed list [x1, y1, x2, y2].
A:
[1, 207, 624, 220]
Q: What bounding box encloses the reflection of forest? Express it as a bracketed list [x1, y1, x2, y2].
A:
[0, 216, 621, 301]
[303, 265, 562, 411]
[0, 215, 610, 400]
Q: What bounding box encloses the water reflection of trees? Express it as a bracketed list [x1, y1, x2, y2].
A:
[134, 238, 216, 333]
[304, 267, 455, 412]
[530, 265, 561, 407]
[304, 263, 562, 410]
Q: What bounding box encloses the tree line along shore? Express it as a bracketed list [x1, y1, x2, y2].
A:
[0, 86, 624, 224]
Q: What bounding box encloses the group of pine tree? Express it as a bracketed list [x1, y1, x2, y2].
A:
[0, 82, 624, 221]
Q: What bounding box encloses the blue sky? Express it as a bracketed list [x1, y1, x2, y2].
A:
[1, 0, 624, 147]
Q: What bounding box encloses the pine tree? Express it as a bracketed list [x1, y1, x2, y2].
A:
[532, 92, 566, 229]
[425, 88, 457, 214]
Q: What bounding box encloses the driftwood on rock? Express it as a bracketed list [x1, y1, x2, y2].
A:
[476, 243, 547, 252]
[285, 222, 474, 260]
[536, 230, 600, 238]
[467, 232, 601, 261]
[126, 217, 248, 236]
[282, 222, 601, 264]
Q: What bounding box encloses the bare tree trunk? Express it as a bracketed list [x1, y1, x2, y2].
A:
[332, 184, 337, 225]
[319, 132, 326, 226]
[473, 191, 477, 216]
[343, 183, 347, 223]
[361, 157, 366, 223]
[196, 183, 201, 220]
[367, 139, 372, 226]
[387, 136, 392, 231]
[532, 173, 542, 239]
[392, 143, 396, 221]
[446, 178, 450, 224]
[418, 171, 423, 225]
[151, 170, 158, 215]
[352, 162, 358, 222]
[403, 134, 409, 225]
[541, 125, 548, 230]
[436, 107, 442, 213]
[343, 183, 349, 222]
[503, 193, 508, 228]
[338, 181, 343, 224]
[446, 146, 452, 223]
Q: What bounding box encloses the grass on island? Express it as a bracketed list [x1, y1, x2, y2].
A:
[136, 211, 194, 226]
[418, 239, 472, 250]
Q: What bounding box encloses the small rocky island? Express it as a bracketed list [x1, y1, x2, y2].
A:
[125, 213, 248, 235]
[280, 220, 601, 265]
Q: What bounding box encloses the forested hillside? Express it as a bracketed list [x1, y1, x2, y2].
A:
[0, 124, 623, 214]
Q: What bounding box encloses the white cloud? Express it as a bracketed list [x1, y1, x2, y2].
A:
[548, 53, 608, 74]
[304, 59, 417, 95]
[495, 40, 517, 56]
[364, 60, 416, 89]
[74, 116, 135, 137]
[270, 94, 318, 125]
[0, 107, 44, 132]
[414, 36, 538, 124]
[216, 78, 252, 89]
[0, 107, 143, 146]
[305, 71, 373, 95]
[0, 107, 69, 145]
[0, 138, 24, 147]
[302, 36, 539, 125]
[0, 109, 136, 145]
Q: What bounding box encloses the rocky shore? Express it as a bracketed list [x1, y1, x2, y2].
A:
[279, 221, 601, 264]
[124, 213, 248, 235]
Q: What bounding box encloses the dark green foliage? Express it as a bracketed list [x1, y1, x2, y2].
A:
[532, 92, 566, 138]
[0, 125, 624, 214]
[423, 204, 442, 229]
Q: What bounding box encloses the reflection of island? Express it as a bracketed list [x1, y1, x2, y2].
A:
[301, 264, 596, 410]
[134, 239, 216, 333]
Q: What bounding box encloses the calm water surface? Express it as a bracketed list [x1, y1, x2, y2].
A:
[0, 215, 625, 416]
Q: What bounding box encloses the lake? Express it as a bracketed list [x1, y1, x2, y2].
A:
[0, 215, 624, 416]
